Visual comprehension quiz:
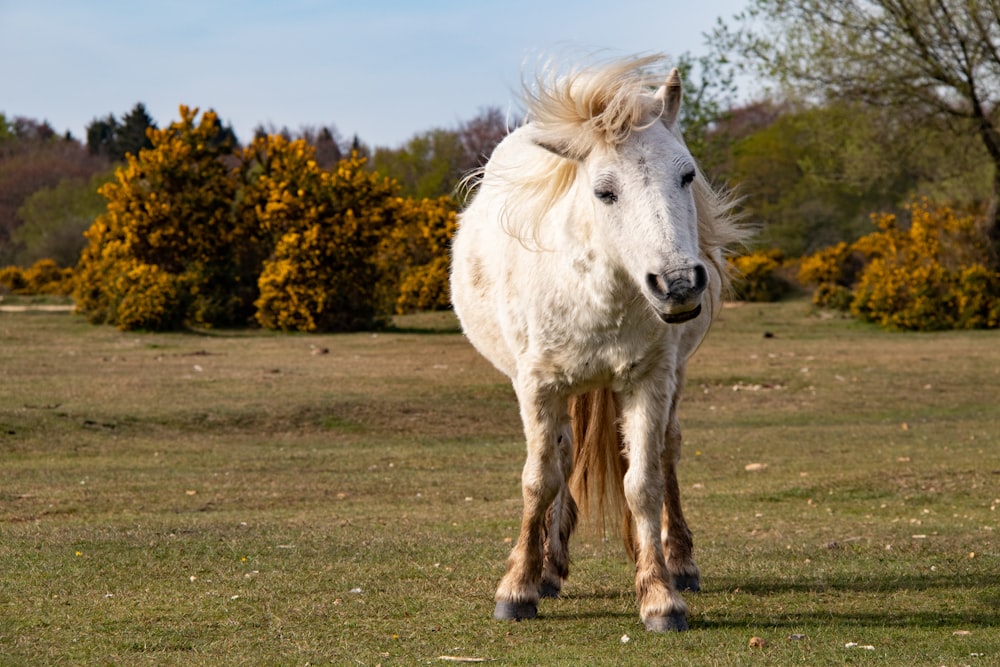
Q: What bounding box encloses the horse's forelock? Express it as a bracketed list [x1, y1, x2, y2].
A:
[524, 54, 666, 158]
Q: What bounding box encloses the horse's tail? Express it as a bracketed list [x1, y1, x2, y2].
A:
[568, 388, 636, 561]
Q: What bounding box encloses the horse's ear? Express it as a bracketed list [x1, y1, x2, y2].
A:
[655, 68, 683, 128]
[533, 138, 586, 161]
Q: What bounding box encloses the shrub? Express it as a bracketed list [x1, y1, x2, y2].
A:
[0, 265, 26, 293]
[796, 241, 867, 308]
[75, 106, 247, 329]
[376, 196, 457, 314]
[729, 249, 792, 302]
[74, 110, 459, 332]
[0, 259, 73, 295]
[253, 149, 399, 332]
[799, 199, 1000, 330]
[23, 258, 73, 295]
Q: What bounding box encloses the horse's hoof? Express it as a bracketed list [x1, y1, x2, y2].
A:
[493, 600, 538, 621]
[643, 612, 689, 632]
[539, 582, 561, 599]
[673, 574, 701, 593]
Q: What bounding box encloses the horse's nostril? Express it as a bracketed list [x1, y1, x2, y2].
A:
[648, 265, 708, 302]
[647, 273, 669, 300]
[692, 264, 708, 292]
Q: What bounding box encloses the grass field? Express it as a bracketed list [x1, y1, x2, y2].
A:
[1, 301, 997, 666]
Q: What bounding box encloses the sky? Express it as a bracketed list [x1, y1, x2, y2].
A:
[1, 0, 749, 149]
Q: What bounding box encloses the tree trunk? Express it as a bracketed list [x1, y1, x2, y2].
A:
[972, 110, 1000, 269]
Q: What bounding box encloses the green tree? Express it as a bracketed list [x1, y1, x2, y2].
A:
[723, 101, 982, 255]
[86, 114, 120, 159]
[116, 103, 157, 157]
[716, 0, 1000, 263]
[372, 128, 466, 199]
[13, 171, 112, 266]
[372, 108, 512, 200]
[674, 52, 738, 169]
[0, 117, 106, 264]
[0, 113, 13, 144]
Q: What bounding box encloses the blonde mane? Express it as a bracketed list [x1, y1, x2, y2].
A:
[524, 53, 666, 158]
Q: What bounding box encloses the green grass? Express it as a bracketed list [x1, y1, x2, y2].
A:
[1, 301, 998, 665]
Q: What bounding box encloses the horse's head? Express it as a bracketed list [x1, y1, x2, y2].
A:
[531, 66, 708, 324]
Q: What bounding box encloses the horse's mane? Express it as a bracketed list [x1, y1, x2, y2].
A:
[495, 54, 748, 296]
[524, 53, 666, 158]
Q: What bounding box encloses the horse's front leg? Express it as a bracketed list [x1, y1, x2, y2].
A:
[494, 381, 568, 621]
[620, 384, 689, 632]
[540, 422, 577, 598]
[662, 367, 700, 592]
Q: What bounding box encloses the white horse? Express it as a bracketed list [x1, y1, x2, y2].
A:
[450, 54, 746, 631]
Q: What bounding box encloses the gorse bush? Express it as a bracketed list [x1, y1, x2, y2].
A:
[73, 107, 457, 331]
[0, 259, 74, 296]
[253, 144, 398, 331]
[799, 199, 1000, 330]
[74, 106, 246, 329]
[377, 196, 456, 314]
[728, 248, 793, 302]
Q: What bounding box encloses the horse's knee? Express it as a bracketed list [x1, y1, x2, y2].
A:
[623, 468, 664, 517]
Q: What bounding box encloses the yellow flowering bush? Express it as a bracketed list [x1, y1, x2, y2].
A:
[74, 106, 246, 329]
[105, 261, 189, 331]
[74, 111, 458, 331]
[0, 259, 73, 295]
[253, 150, 399, 331]
[799, 199, 999, 330]
[0, 266, 25, 293]
[796, 241, 866, 310]
[728, 248, 792, 302]
[376, 196, 457, 313]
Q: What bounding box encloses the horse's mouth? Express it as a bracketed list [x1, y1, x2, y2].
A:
[658, 304, 702, 324]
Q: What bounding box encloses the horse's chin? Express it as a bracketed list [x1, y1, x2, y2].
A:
[657, 303, 702, 324]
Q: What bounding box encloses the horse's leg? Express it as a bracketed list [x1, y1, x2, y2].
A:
[619, 384, 688, 632]
[661, 372, 700, 592]
[540, 424, 577, 598]
[494, 382, 566, 621]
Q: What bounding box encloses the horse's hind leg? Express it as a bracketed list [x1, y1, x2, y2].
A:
[494, 385, 567, 621]
[662, 371, 700, 592]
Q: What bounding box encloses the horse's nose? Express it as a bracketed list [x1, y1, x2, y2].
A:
[646, 263, 708, 303]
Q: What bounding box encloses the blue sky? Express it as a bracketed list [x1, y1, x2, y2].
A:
[1, 0, 748, 148]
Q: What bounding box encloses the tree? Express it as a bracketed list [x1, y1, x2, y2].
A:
[86, 103, 158, 161]
[0, 113, 15, 144]
[457, 107, 512, 171]
[372, 108, 513, 200]
[86, 114, 119, 159]
[373, 129, 466, 199]
[716, 0, 1000, 262]
[117, 103, 157, 157]
[719, 99, 990, 255]
[14, 171, 112, 266]
[0, 117, 106, 264]
[673, 52, 739, 170]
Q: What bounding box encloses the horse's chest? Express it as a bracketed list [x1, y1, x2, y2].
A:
[530, 312, 665, 392]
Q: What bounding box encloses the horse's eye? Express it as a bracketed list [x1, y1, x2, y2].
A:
[680, 170, 696, 187]
[594, 189, 618, 204]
